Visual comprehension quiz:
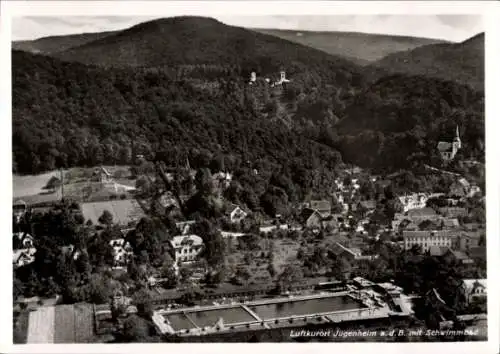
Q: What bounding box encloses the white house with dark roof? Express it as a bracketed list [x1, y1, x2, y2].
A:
[13, 248, 36, 268]
[13, 232, 36, 268]
[462, 279, 486, 304]
[226, 204, 248, 224]
[13, 232, 34, 249]
[93, 166, 112, 183]
[175, 220, 196, 235]
[170, 235, 204, 265]
[109, 238, 134, 267]
[398, 193, 429, 212]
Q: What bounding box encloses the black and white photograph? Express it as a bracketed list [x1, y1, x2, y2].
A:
[1, 1, 499, 352]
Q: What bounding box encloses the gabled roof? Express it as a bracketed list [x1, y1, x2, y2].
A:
[301, 208, 322, 223]
[463, 279, 486, 290]
[95, 166, 111, 176]
[226, 203, 244, 215]
[171, 235, 203, 248]
[429, 246, 450, 257]
[458, 178, 471, 189]
[310, 200, 331, 212]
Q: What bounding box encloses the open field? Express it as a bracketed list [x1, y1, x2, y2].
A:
[13, 170, 65, 198]
[64, 165, 132, 184]
[13, 192, 61, 205]
[54, 305, 75, 343]
[74, 303, 95, 343]
[81, 199, 145, 225]
[53, 303, 94, 343]
[13, 166, 136, 205]
[27, 306, 55, 343]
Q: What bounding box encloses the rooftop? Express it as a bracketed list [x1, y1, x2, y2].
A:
[310, 200, 331, 212]
[171, 235, 203, 247]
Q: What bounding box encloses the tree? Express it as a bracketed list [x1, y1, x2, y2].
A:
[121, 315, 149, 342]
[194, 168, 213, 196]
[87, 274, 112, 304]
[278, 264, 303, 291]
[98, 210, 113, 226]
[43, 176, 61, 193]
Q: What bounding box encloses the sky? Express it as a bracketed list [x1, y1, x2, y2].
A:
[11, 15, 483, 42]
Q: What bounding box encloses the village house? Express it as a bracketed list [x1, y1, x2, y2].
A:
[444, 249, 474, 265]
[249, 71, 257, 84]
[109, 238, 134, 268]
[13, 232, 34, 249]
[225, 204, 248, 224]
[61, 244, 82, 261]
[403, 230, 456, 252]
[330, 242, 379, 262]
[430, 246, 474, 264]
[273, 70, 291, 86]
[449, 178, 471, 198]
[13, 232, 36, 268]
[468, 185, 482, 198]
[301, 208, 323, 229]
[13, 199, 27, 223]
[398, 193, 429, 212]
[437, 125, 461, 161]
[308, 200, 332, 218]
[321, 215, 339, 230]
[213, 171, 232, 189]
[169, 235, 204, 265]
[93, 166, 112, 183]
[438, 207, 468, 218]
[13, 248, 36, 268]
[457, 230, 484, 251]
[175, 220, 196, 235]
[462, 279, 487, 305]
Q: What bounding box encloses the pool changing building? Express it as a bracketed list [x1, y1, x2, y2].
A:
[152, 286, 414, 337]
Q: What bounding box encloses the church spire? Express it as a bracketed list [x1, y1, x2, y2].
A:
[453, 124, 461, 151]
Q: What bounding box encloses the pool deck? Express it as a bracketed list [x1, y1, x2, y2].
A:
[152, 291, 401, 336]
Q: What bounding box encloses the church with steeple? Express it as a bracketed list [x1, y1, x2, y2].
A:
[437, 125, 461, 161]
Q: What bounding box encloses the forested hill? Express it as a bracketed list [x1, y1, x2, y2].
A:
[52, 16, 362, 75]
[337, 74, 485, 169]
[12, 30, 118, 55]
[12, 50, 346, 178]
[251, 28, 447, 66]
[369, 33, 484, 91]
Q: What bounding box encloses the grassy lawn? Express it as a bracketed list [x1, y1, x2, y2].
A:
[13, 170, 65, 198]
[13, 166, 135, 204]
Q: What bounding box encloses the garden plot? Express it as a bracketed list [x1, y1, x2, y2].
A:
[81, 199, 145, 225]
[26, 306, 55, 343]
